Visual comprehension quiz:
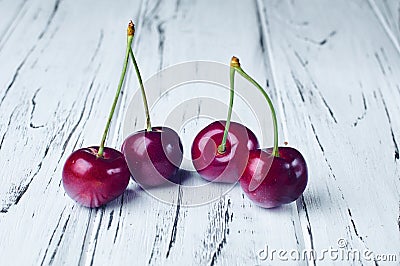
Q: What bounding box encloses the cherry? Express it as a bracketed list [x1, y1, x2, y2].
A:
[230, 57, 308, 208]
[122, 127, 183, 188]
[191, 57, 259, 183]
[62, 22, 135, 207]
[122, 24, 183, 187]
[191, 120, 258, 183]
[239, 147, 307, 208]
[63, 147, 130, 208]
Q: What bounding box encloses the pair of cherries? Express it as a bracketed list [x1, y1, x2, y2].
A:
[62, 22, 308, 209]
[62, 22, 182, 208]
[192, 57, 307, 208]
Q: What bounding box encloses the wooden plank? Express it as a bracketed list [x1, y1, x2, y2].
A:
[0, 0, 67, 213]
[0, 0, 28, 52]
[369, 0, 400, 48]
[259, 0, 400, 264]
[0, 0, 144, 264]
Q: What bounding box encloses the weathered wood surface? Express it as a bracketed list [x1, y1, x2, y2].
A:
[0, 0, 399, 265]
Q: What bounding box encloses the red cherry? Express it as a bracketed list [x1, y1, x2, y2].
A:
[239, 147, 308, 208]
[62, 146, 130, 208]
[122, 126, 183, 188]
[191, 120, 259, 183]
[62, 22, 135, 208]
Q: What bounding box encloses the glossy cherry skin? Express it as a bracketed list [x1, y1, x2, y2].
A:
[121, 126, 183, 188]
[62, 146, 130, 208]
[191, 121, 259, 183]
[239, 147, 308, 208]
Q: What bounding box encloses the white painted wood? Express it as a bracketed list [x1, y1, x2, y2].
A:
[0, 0, 399, 265]
[370, 0, 400, 48]
[259, 0, 400, 265]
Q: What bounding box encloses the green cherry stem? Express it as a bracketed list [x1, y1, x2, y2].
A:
[97, 22, 134, 158]
[233, 57, 279, 157]
[218, 57, 238, 154]
[128, 23, 152, 132]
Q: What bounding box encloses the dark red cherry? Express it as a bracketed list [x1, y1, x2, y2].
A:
[239, 147, 308, 208]
[121, 126, 183, 188]
[62, 146, 130, 208]
[191, 120, 259, 183]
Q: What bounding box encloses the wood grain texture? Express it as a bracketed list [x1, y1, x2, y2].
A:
[0, 0, 399, 265]
[260, 0, 400, 265]
[370, 0, 400, 47]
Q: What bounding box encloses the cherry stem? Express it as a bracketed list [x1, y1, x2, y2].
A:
[97, 22, 134, 158]
[128, 31, 152, 131]
[218, 59, 236, 154]
[233, 60, 279, 157]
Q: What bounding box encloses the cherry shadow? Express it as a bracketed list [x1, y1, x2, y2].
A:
[169, 168, 195, 185]
[103, 183, 141, 209]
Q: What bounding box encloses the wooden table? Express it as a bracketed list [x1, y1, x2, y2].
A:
[0, 0, 399, 265]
